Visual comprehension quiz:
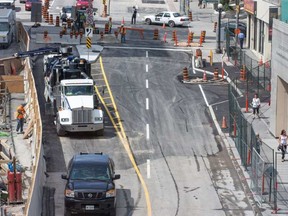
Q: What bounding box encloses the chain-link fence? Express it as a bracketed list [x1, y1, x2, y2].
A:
[228, 82, 276, 208]
[225, 34, 287, 210]
[273, 152, 288, 213]
[226, 35, 271, 101]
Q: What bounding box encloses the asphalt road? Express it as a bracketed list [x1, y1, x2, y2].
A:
[96, 47, 254, 216]
[2, 0, 257, 215]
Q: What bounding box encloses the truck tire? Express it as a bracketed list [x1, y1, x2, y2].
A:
[56, 120, 66, 136]
[96, 129, 104, 136]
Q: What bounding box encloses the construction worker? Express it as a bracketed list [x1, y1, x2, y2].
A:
[16, 103, 26, 134]
[119, 24, 126, 43]
[108, 17, 112, 34]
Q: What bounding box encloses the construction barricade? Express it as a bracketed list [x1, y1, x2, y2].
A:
[153, 28, 159, 40]
[182, 67, 189, 82]
[187, 31, 193, 47]
[55, 16, 60, 27]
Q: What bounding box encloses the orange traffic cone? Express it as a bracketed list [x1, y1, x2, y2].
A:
[203, 70, 207, 81]
[221, 116, 228, 129]
[162, 22, 166, 29]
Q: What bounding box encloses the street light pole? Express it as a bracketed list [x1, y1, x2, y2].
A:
[216, 3, 223, 54]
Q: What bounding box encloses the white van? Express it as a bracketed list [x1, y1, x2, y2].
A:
[0, 0, 15, 9]
[0, 9, 16, 48]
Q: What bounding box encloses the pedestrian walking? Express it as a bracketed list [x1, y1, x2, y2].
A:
[16, 103, 26, 134]
[131, 6, 137, 24]
[198, 0, 203, 8]
[119, 24, 126, 43]
[278, 129, 287, 162]
[238, 31, 245, 49]
[108, 17, 112, 34]
[252, 93, 260, 119]
[203, 0, 207, 8]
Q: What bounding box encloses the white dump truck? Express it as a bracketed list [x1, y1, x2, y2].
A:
[0, 8, 15, 48]
[43, 47, 104, 136]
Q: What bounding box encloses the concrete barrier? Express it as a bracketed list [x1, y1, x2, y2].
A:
[14, 22, 45, 216]
[0, 22, 48, 216]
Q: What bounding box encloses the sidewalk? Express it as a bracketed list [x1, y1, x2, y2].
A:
[3, 92, 32, 215]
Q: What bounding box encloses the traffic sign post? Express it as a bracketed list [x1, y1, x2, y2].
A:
[85, 27, 93, 38]
[85, 0, 93, 61]
[86, 37, 91, 60]
[86, 37, 92, 49]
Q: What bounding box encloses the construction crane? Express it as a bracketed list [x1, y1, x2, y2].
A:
[13, 47, 60, 58]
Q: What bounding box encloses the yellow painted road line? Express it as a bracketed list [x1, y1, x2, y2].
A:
[94, 57, 152, 216]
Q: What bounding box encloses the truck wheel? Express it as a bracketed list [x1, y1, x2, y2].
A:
[56, 120, 66, 136]
[96, 129, 104, 136]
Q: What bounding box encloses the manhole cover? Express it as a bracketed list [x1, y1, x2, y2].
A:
[142, 0, 165, 4]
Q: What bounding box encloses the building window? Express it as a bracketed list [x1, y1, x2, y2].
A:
[258, 20, 264, 54]
[253, 17, 257, 51]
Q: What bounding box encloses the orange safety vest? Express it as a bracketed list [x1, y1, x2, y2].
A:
[119, 26, 126, 35]
[16, 105, 25, 119]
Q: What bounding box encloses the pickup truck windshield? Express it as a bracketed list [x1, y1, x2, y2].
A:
[0, 22, 9, 31]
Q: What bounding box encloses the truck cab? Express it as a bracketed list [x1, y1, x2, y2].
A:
[43, 52, 104, 136]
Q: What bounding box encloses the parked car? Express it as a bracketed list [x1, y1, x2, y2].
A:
[61, 152, 120, 216]
[75, 0, 91, 9]
[143, 11, 190, 27]
[60, 6, 72, 21]
[223, 21, 247, 37]
[25, 0, 40, 11]
[214, 9, 226, 18]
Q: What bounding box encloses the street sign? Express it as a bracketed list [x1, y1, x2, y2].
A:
[86, 7, 94, 25]
[93, 11, 97, 20]
[86, 7, 93, 15]
[85, 27, 93, 38]
[86, 37, 92, 49]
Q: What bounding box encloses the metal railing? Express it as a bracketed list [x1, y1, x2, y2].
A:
[228, 82, 276, 208]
